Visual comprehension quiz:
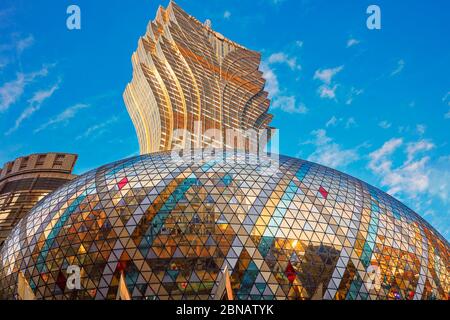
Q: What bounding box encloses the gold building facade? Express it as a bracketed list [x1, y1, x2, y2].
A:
[123, 1, 273, 154]
[0, 153, 78, 247]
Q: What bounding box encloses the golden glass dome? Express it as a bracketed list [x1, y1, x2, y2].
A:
[0, 150, 448, 300]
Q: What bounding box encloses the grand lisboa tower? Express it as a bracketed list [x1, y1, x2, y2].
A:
[0, 2, 448, 300]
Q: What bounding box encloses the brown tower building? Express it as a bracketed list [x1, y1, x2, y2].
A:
[0, 153, 77, 247]
[124, 1, 273, 154]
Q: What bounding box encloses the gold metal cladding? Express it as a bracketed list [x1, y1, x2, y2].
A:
[123, 1, 273, 154]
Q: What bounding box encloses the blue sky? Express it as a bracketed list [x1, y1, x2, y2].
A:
[0, 0, 449, 239]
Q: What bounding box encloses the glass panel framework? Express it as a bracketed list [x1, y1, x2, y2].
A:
[0, 150, 448, 300]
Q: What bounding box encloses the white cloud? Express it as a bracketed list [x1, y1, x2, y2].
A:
[271, 95, 308, 114]
[313, 66, 344, 84]
[6, 81, 60, 135]
[295, 40, 304, 48]
[76, 116, 119, 140]
[0, 34, 34, 54]
[345, 117, 357, 129]
[346, 38, 360, 48]
[416, 124, 426, 135]
[367, 134, 450, 239]
[318, 84, 338, 99]
[34, 103, 90, 133]
[28, 82, 59, 105]
[378, 120, 392, 129]
[325, 116, 356, 129]
[325, 116, 338, 127]
[0, 73, 26, 111]
[406, 139, 434, 163]
[390, 59, 405, 76]
[443, 92, 450, 118]
[262, 55, 306, 114]
[345, 87, 364, 105]
[0, 65, 51, 112]
[445, 110, 450, 119]
[398, 125, 410, 134]
[369, 138, 403, 164]
[15, 35, 34, 54]
[304, 129, 360, 169]
[442, 91, 450, 104]
[306, 129, 332, 145]
[314, 66, 344, 100]
[428, 156, 450, 203]
[268, 52, 301, 71]
[223, 10, 231, 19]
[260, 62, 279, 98]
[368, 138, 436, 197]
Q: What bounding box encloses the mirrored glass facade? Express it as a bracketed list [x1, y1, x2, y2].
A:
[123, 2, 273, 154]
[0, 150, 448, 300]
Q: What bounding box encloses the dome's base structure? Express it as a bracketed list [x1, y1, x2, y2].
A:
[0, 150, 448, 300]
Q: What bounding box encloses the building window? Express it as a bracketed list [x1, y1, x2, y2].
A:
[6, 162, 13, 174]
[35, 155, 46, 167]
[52, 154, 65, 167]
[19, 157, 29, 170]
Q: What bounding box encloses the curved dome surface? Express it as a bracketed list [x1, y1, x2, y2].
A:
[0, 150, 448, 300]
